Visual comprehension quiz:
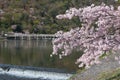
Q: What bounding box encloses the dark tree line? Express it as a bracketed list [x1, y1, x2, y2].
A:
[0, 0, 119, 34]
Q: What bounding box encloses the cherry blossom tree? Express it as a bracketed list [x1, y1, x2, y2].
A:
[51, 3, 120, 69]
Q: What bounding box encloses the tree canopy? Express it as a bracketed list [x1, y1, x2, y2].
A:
[0, 0, 119, 34]
[52, 3, 120, 69]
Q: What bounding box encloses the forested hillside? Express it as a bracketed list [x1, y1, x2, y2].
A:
[0, 0, 118, 34]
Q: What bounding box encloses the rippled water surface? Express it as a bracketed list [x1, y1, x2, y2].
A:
[0, 40, 81, 72]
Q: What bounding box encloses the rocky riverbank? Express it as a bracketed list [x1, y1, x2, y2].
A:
[70, 50, 120, 80]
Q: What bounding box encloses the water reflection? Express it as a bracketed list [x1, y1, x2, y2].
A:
[0, 40, 81, 72]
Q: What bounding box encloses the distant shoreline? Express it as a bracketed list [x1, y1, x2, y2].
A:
[0, 33, 57, 40]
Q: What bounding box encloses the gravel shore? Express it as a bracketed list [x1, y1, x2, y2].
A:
[70, 50, 120, 80]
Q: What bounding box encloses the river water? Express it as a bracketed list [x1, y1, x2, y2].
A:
[0, 40, 81, 80]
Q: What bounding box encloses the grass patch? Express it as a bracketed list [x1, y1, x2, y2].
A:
[98, 68, 120, 80]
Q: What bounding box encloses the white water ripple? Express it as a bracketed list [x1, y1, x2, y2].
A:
[0, 67, 72, 80]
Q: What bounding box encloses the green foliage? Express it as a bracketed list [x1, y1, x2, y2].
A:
[0, 0, 119, 33]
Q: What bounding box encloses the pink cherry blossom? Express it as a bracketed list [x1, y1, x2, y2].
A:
[52, 3, 120, 69]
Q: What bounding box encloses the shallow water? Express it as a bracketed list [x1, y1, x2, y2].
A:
[0, 40, 81, 73]
[0, 64, 73, 80]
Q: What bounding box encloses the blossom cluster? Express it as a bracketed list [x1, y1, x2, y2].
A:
[52, 3, 120, 69]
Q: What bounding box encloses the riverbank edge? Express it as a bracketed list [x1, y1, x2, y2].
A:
[69, 50, 120, 80]
[69, 69, 85, 80]
[69, 67, 120, 80]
